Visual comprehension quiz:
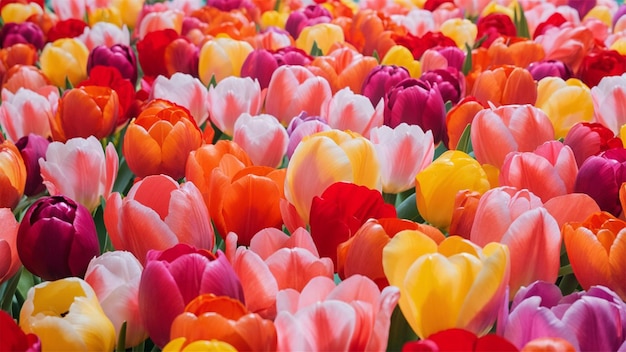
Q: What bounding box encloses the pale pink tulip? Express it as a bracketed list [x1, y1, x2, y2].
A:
[78, 22, 131, 51]
[265, 65, 333, 126]
[85, 251, 147, 348]
[225, 228, 333, 319]
[591, 73, 626, 135]
[136, 8, 184, 40]
[0, 208, 20, 284]
[453, 0, 492, 18]
[471, 104, 555, 169]
[233, 113, 289, 168]
[398, 9, 436, 37]
[499, 141, 578, 202]
[39, 136, 118, 212]
[150, 73, 209, 126]
[275, 275, 399, 351]
[51, 0, 86, 20]
[206, 76, 263, 136]
[523, 3, 580, 38]
[369, 123, 434, 194]
[0, 87, 58, 142]
[535, 24, 594, 72]
[320, 87, 383, 138]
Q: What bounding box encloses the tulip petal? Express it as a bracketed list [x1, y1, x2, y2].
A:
[232, 249, 278, 318]
[266, 248, 334, 291]
[563, 225, 612, 290]
[544, 193, 601, 229]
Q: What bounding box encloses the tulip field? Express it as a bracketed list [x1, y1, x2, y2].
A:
[2, 0, 626, 350]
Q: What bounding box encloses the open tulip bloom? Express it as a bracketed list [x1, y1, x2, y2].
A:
[4, 0, 626, 350]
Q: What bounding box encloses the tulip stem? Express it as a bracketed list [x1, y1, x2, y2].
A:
[383, 192, 397, 206]
[558, 274, 580, 295]
[116, 321, 127, 352]
[1, 267, 22, 314]
[558, 264, 573, 277]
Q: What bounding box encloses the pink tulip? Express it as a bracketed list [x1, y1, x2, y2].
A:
[39, 136, 118, 212]
[369, 123, 434, 194]
[535, 24, 595, 73]
[499, 141, 578, 202]
[265, 65, 332, 126]
[471, 104, 555, 169]
[206, 76, 263, 136]
[150, 73, 209, 126]
[136, 8, 184, 40]
[275, 275, 399, 351]
[591, 72, 626, 135]
[0, 87, 58, 142]
[224, 228, 334, 319]
[320, 87, 383, 138]
[104, 174, 215, 264]
[78, 22, 131, 51]
[232, 113, 289, 168]
[564, 122, 623, 167]
[85, 251, 147, 348]
[51, 0, 86, 20]
[0, 208, 20, 284]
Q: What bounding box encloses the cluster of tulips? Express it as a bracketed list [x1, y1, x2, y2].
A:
[2, 0, 626, 350]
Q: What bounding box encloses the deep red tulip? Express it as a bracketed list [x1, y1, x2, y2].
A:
[402, 329, 518, 351]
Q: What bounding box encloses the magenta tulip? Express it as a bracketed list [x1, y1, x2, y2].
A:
[15, 134, 49, 197]
[361, 65, 410, 107]
[0, 22, 44, 50]
[574, 148, 626, 216]
[87, 44, 138, 84]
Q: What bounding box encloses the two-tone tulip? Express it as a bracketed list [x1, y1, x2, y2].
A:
[319, 87, 383, 138]
[198, 37, 253, 85]
[206, 76, 263, 137]
[232, 113, 288, 168]
[0, 87, 57, 143]
[0, 139, 27, 209]
[591, 72, 626, 135]
[150, 73, 209, 127]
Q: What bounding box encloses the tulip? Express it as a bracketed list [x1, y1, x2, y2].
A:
[110, 0, 144, 29]
[420, 46, 466, 73]
[499, 281, 626, 351]
[369, 123, 434, 194]
[0, 208, 20, 284]
[265, 65, 333, 126]
[122, 99, 203, 180]
[241, 47, 312, 90]
[521, 337, 576, 352]
[591, 72, 626, 135]
[285, 4, 331, 38]
[50, 0, 85, 20]
[415, 150, 491, 231]
[285, 129, 382, 223]
[205, 76, 263, 137]
[419, 67, 465, 105]
[0, 310, 41, 351]
[318, 87, 382, 138]
[535, 25, 594, 73]
[138, 244, 244, 347]
[78, 22, 131, 52]
[563, 211, 626, 300]
[574, 148, 626, 216]
[0, 139, 27, 209]
[471, 104, 555, 169]
[136, 8, 183, 40]
[275, 275, 400, 351]
[380, 45, 422, 79]
[403, 329, 518, 352]
[361, 65, 411, 107]
[150, 73, 209, 127]
[476, 13, 517, 48]
[392, 31, 457, 62]
[84, 251, 147, 348]
[39, 136, 118, 212]
[198, 37, 253, 85]
[440, 18, 477, 49]
[527, 60, 574, 81]
[384, 78, 447, 145]
[535, 77, 594, 140]
[285, 113, 331, 159]
[46, 19, 88, 42]
[0, 87, 57, 142]
[307, 47, 379, 94]
[0, 44, 39, 85]
[564, 122, 623, 167]
[1, 65, 49, 95]
[19, 278, 116, 351]
[164, 37, 200, 78]
[104, 174, 215, 264]
[136, 29, 179, 79]
[87, 43, 138, 85]
[39, 38, 89, 88]
[51, 86, 119, 142]
[0, 2, 43, 23]
[232, 113, 289, 168]
[471, 65, 537, 108]
[163, 338, 236, 352]
[296, 22, 344, 56]
[445, 96, 486, 150]
[383, 231, 510, 339]
[0, 21, 44, 50]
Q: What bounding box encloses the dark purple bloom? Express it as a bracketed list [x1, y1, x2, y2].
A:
[361, 65, 411, 106]
[420, 67, 465, 105]
[15, 134, 49, 197]
[241, 47, 312, 89]
[0, 22, 44, 50]
[574, 148, 626, 216]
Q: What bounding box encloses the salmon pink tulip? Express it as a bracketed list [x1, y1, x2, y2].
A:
[0, 139, 27, 209]
[591, 72, 626, 135]
[575, 148, 626, 216]
[198, 37, 253, 85]
[39, 136, 118, 212]
[470, 65, 537, 108]
[0, 310, 40, 351]
[122, 99, 203, 180]
[0, 208, 20, 284]
[0, 45, 39, 88]
[564, 122, 623, 167]
[264, 65, 333, 126]
[85, 251, 147, 348]
[150, 73, 209, 127]
[138, 244, 244, 348]
[136, 8, 184, 40]
[275, 275, 400, 351]
[320, 87, 383, 138]
[383, 231, 510, 339]
[285, 129, 382, 223]
[39, 38, 89, 88]
[369, 123, 434, 194]
[206, 76, 263, 137]
[232, 113, 288, 168]
[105, 174, 214, 264]
[445, 97, 486, 150]
[535, 25, 595, 73]
[0, 87, 57, 142]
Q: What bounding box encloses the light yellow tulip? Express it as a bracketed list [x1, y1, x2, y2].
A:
[198, 37, 254, 85]
[295, 23, 345, 56]
[39, 38, 89, 88]
[440, 18, 477, 49]
[0, 3, 43, 23]
[381, 45, 421, 78]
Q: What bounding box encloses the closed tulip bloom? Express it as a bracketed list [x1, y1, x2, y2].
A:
[445, 97, 486, 150]
[384, 78, 447, 145]
[0, 139, 27, 209]
[285, 129, 382, 223]
[564, 122, 623, 167]
[471, 104, 555, 169]
[471, 65, 537, 108]
[0, 310, 41, 351]
[198, 37, 253, 85]
[39, 136, 118, 212]
[87, 44, 138, 85]
[415, 150, 491, 231]
[361, 65, 411, 107]
[295, 22, 344, 56]
[370, 123, 434, 194]
[136, 8, 183, 40]
[2, 65, 51, 96]
[285, 4, 331, 38]
[52, 86, 119, 142]
[139, 244, 244, 348]
[527, 60, 574, 81]
[380, 45, 422, 79]
[575, 148, 626, 216]
[535, 25, 594, 73]
[233, 113, 288, 168]
[440, 18, 477, 49]
[0, 21, 44, 50]
[307, 47, 378, 94]
[419, 67, 465, 105]
[39, 38, 89, 88]
[0, 87, 57, 142]
[383, 231, 509, 339]
[206, 76, 262, 137]
[150, 73, 209, 127]
[105, 174, 215, 264]
[0, 208, 20, 284]
[591, 72, 626, 135]
[123, 99, 202, 180]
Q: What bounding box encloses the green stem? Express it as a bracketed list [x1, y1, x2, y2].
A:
[558, 274, 580, 295]
[1, 267, 22, 313]
[383, 192, 397, 206]
[558, 264, 573, 277]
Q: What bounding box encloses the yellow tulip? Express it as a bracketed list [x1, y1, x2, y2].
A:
[535, 77, 594, 139]
[382, 231, 510, 339]
[0, 3, 43, 23]
[415, 150, 491, 231]
[381, 45, 421, 78]
[39, 38, 89, 88]
[295, 23, 345, 56]
[110, 0, 145, 28]
[583, 5, 612, 28]
[440, 18, 477, 49]
[88, 7, 123, 28]
[198, 37, 254, 85]
[163, 337, 237, 352]
[19, 277, 116, 351]
[260, 10, 288, 30]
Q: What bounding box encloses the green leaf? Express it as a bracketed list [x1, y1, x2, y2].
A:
[462, 43, 473, 76]
[456, 123, 473, 154]
[1, 267, 22, 314]
[207, 75, 217, 89]
[116, 321, 127, 352]
[372, 50, 380, 63]
[386, 306, 417, 351]
[514, 3, 530, 39]
[310, 41, 324, 57]
[65, 76, 74, 90]
[274, 0, 281, 11]
[113, 157, 135, 195]
[396, 193, 424, 223]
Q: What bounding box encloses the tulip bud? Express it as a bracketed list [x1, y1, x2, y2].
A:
[0, 22, 44, 50]
[17, 195, 100, 281]
[361, 65, 411, 107]
[39, 38, 89, 88]
[87, 44, 138, 85]
[15, 134, 50, 197]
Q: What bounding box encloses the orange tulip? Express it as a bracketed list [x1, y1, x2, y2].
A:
[170, 294, 277, 351]
[470, 65, 537, 107]
[445, 96, 486, 150]
[51, 86, 119, 142]
[123, 99, 203, 180]
[0, 43, 38, 84]
[347, 9, 397, 58]
[0, 207, 20, 284]
[0, 139, 26, 209]
[307, 46, 378, 94]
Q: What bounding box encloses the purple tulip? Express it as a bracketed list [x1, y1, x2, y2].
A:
[0, 22, 44, 50]
[87, 44, 138, 84]
[498, 281, 626, 351]
[433, 46, 466, 72]
[286, 112, 331, 158]
[16, 195, 100, 281]
[383, 78, 447, 145]
[420, 67, 465, 105]
[361, 65, 411, 107]
[569, 0, 596, 19]
[527, 60, 573, 81]
[574, 148, 626, 216]
[15, 134, 50, 197]
[241, 47, 312, 89]
[285, 4, 331, 38]
[138, 244, 244, 348]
